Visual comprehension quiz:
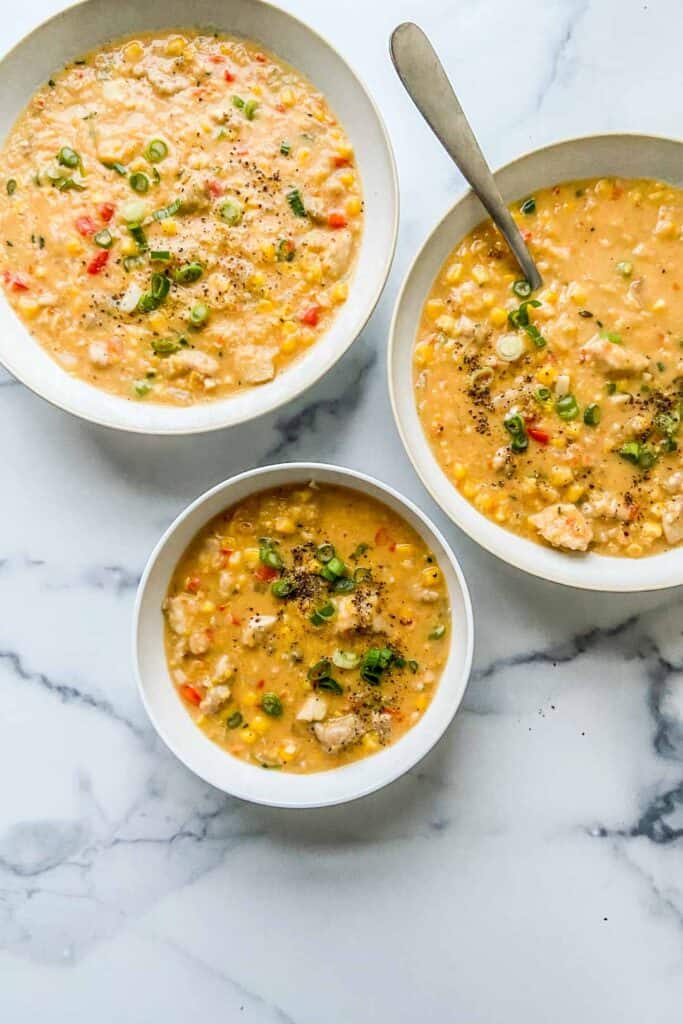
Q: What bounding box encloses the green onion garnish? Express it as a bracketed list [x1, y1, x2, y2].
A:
[287, 188, 306, 217]
[232, 95, 245, 109]
[152, 198, 182, 221]
[619, 441, 656, 469]
[271, 577, 295, 599]
[520, 196, 536, 215]
[534, 386, 552, 403]
[359, 647, 395, 685]
[150, 250, 171, 262]
[309, 603, 335, 626]
[316, 543, 335, 564]
[102, 161, 127, 176]
[151, 337, 183, 357]
[315, 677, 343, 695]
[53, 178, 86, 192]
[94, 229, 113, 249]
[227, 711, 243, 729]
[276, 238, 295, 262]
[503, 412, 528, 453]
[6, 180, 17, 196]
[280, 140, 291, 156]
[244, 99, 258, 120]
[512, 279, 532, 298]
[583, 403, 601, 427]
[616, 260, 633, 277]
[258, 538, 283, 570]
[218, 198, 243, 225]
[350, 543, 369, 561]
[189, 302, 209, 327]
[332, 577, 355, 594]
[128, 223, 148, 251]
[556, 394, 579, 420]
[429, 624, 446, 640]
[144, 139, 168, 163]
[261, 693, 283, 717]
[129, 172, 149, 194]
[133, 379, 152, 398]
[332, 650, 361, 671]
[173, 262, 203, 284]
[58, 146, 81, 169]
[599, 329, 623, 344]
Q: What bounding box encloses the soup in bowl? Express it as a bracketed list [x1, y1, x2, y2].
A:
[390, 135, 683, 591]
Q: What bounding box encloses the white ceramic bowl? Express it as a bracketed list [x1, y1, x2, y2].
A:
[0, 0, 397, 434]
[390, 133, 683, 592]
[134, 464, 474, 807]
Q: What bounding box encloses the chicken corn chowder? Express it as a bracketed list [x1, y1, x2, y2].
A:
[163, 484, 450, 773]
[0, 31, 362, 404]
[415, 177, 683, 558]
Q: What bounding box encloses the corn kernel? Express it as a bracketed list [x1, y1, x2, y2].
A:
[18, 298, 39, 319]
[201, 600, 215, 614]
[395, 543, 414, 557]
[414, 694, 429, 712]
[462, 481, 477, 499]
[335, 142, 353, 161]
[248, 272, 266, 290]
[66, 237, 83, 256]
[123, 41, 144, 63]
[550, 465, 574, 487]
[346, 196, 361, 217]
[445, 262, 463, 284]
[148, 311, 168, 333]
[330, 281, 348, 304]
[642, 521, 663, 539]
[339, 171, 354, 188]
[453, 463, 467, 481]
[241, 728, 257, 745]
[251, 715, 271, 736]
[568, 283, 587, 305]
[280, 335, 298, 355]
[425, 299, 445, 320]
[296, 147, 311, 166]
[243, 547, 260, 567]
[279, 744, 297, 762]
[652, 298, 667, 312]
[540, 289, 558, 305]
[489, 306, 508, 327]
[275, 516, 295, 535]
[421, 565, 441, 586]
[565, 483, 585, 503]
[626, 543, 643, 558]
[565, 422, 581, 439]
[260, 242, 275, 262]
[165, 35, 187, 57]
[303, 261, 323, 284]
[550, 436, 567, 450]
[242, 690, 259, 707]
[471, 264, 489, 285]
[414, 343, 434, 367]
[160, 218, 177, 236]
[537, 364, 558, 386]
[594, 178, 612, 198]
[362, 731, 380, 751]
[435, 314, 456, 334]
[474, 492, 495, 513]
[280, 87, 295, 107]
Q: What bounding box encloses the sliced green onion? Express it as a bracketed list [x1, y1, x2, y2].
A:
[144, 138, 168, 163]
[429, 624, 446, 640]
[102, 161, 127, 176]
[325, 556, 346, 578]
[54, 177, 86, 192]
[151, 337, 182, 357]
[244, 99, 258, 120]
[535, 386, 552, 402]
[133, 379, 152, 398]
[599, 329, 622, 344]
[512, 279, 532, 298]
[128, 223, 148, 251]
[520, 196, 536, 214]
[556, 394, 579, 420]
[616, 260, 633, 277]
[258, 538, 283, 570]
[583, 403, 601, 426]
[261, 693, 283, 717]
[271, 577, 295, 599]
[129, 172, 149, 194]
[280, 140, 291, 156]
[6, 179, 17, 196]
[360, 646, 395, 685]
[58, 146, 80, 169]
[276, 238, 295, 262]
[189, 302, 209, 327]
[496, 334, 524, 361]
[332, 650, 360, 671]
[353, 566, 371, 583]
[350, 542, 369, 561]
[310, 603, 335, 626]
[618, 441, 657, 469]
[94, 228, 113, 249]
[315, 677, 343, 695]
[152, 198, 182, 221]
[150, 250, 171, 262]
[316, 543, 335, 564]
[173, 261, 203, 284]
[227, 711, 243, 729]
[123, 255, 144, 272]
[333, 577, 355, 594]
[218, 198, 243, 225]
[308, 659, 333, 682]
[232, 95, 245, 109]
[287, 188, 306, 218]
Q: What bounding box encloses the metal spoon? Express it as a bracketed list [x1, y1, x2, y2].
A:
[390, 21, 542, 290]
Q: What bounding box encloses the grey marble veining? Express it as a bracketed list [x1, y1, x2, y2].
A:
[2, 1, 683, 1021]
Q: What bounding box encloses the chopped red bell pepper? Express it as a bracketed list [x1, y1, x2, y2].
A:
[254, 564, 278, 582]
[179, 684, 202, 706]
[328, 212, 347, 229]
[99, 202, 115, 223]
[299, 305, 321, 327]
[333, 155, 350, 168]
[87, 250, 110, 275]
[223, 68, 235, 82]
[185, 575, 201, 593]
[374, 526, 395, 547]
[527, 427, 550, 445]
[75, 215, 97, 237]
[207, 179, 224, 198]
[3, 271, 29, 291]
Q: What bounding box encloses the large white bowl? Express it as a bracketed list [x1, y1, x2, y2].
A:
[133, 464, 474, 807]
[390, 133, 683, 592]
[0, 0, 397, 433]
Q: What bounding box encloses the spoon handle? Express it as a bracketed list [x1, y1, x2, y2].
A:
[390, 22, 542, 291]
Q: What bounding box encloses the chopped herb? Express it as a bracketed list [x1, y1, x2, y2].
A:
[520, 196, 536, 215]
[129, 172, 149, 194]
[261, 693, 283, 717]
[280, 140, 291, 156]
[512, 279, 532, 299]
[227, 711, 243, 729]
[583, 403, 601, 427]
[556, 394, 580, 420]
[133, 379, 152, 398]
[6, 179, 16, 196]
[173, 261, 203, 284]
[144, 139, 168, 163]
[94, 228, 113, 249]
[152, 198, 182, 221]
[218, 198, 243, 225]
[287, 188, 306, 218]
[102, 161, 127, 176]
[232, 95, 245, 109]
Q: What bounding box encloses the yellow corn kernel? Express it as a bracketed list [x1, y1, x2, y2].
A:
[565, 422, 581, 439]
[362, 731, 380, 751]
[258, 301, 274, 316]
[251, 84, 262, 97]
[395, 543, 414, 557]
[295, 488, 313, 503]
[248, 271, 266, 290]
[462, 481, 477, 499]
[537, 364, 558, 386]
[474, 492, 495, 513]
[17, 298, 39, 319]
[123, 41, 144, 63]
[421, 565, 441, 586]
[160, 218, 177, 236]
[414, 343, 434, 367]
[494, 507, 508, 524]
[66, 237, 83, 256]
[414, 694, 429, 712]
[335, 142, 353, 161]
[565, 483, 585, 503]
[241, 729, 257, 745]
[651, 298, 667, 312]
[489, 306, 508, 327]
[330, 281, 348, 304]
[339, 171, 354, 188]
[346, 196, 362, 217]
[550, 436, 567, 450]
[550, 465, 574, 487]
[200, 600, 215, 614]
[521, 477, 538, 495]
[148, 311, 168, 333]
[280, 335, 298, 355]
[594, 178, 612, 198]
[445, 262, 463, 284]
[626, 543, 643, 558]
[165, 35, 187, 57]
[243, 547, 260, 567]
[649, 503, 664, 520]
[452, 463, 467, 482]
[470, 264, 488, 286]
[200, 120, 212, 135]
[540, 289, 558, 305]
[425, 298, 445, 320]
[303, 261, 323, 284]
[242, 690, 259, 707]
[568, 283, 588, 305]
[282, 320, 298, 335]
[251, 715, 271, 736]
[260, 242, 275, 262]
[296, 147, 311, 166]
[642, 521, 663, 539]
[275, 516, 295, 535]
[480, 291, 495, 310]
[279, 744, 297, 763]
[279, 87, 295, 108]
[435, 314, 456, 334]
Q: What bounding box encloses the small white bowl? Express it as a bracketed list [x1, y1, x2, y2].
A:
[0, 0, 397, 434]
[133, 463, 474, 807]
[390, 133, 683, 592]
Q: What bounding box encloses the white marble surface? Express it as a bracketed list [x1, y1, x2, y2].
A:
[1, 0, 683, 1020]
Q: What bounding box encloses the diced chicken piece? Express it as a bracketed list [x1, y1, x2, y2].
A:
[662, 497, 683, 544]
[580, 335, 648, 375]
[188, 630, 210, 655]
[241, 614, 278, 647]
[169, 349, 219, 377]
[236, 345, 277, 385]
[334, 592, 385, 633]
[199, 684, 232, 715]
[322, 229, 353, 279]
[212, 654, 235, 684]
[88, 340, 122, 367]
[664, 471, 683, 495]
[529, 503, 593, 552]
[412, 585, 439, 603]
[145, 66, 191, 96]
[371, 710, 392, 742]
[314, 714, 364, 753]
[296, 694, 328, 722]
[164, 594, 198, 636]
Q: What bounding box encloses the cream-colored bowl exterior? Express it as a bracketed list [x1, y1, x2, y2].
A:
[133, 464, 474, 807]
[0, 0, 397, 433]
[390, 134, 683, 592]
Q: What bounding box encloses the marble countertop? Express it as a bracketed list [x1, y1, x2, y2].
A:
[2, 0, 683, 1020]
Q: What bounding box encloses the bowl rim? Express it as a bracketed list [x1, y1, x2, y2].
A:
[132, 462, 475, 807]
[0, 0, 399, 435]
[388, 131, 683, 592]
